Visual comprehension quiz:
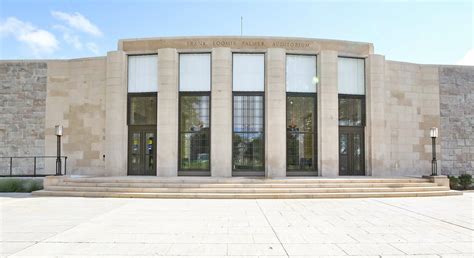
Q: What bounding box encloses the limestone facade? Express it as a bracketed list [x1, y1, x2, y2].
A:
[382, 62, 441, 176]
[45, 58, 107, 176]
[0, 36, 472, 177]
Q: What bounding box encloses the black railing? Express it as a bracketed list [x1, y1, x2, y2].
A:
[0, 156, 67, 177]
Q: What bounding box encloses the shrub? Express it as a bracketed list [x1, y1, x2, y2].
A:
[0, 179, 43, 192]
[448, 175, 459, 189]
[458, 174, 472, 190]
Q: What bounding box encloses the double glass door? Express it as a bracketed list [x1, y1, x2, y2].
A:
[339, 128, 365, 176]
[128, 126, 156, 176]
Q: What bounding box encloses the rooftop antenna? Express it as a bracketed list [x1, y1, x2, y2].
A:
[240, 16, 243, 36]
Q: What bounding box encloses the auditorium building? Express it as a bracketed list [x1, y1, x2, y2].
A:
[1, 36, 473, 178]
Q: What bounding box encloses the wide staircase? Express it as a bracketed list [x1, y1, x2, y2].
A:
[32, 176, 461, 199]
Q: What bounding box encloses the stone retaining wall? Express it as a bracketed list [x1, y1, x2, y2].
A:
[439, 66, 474, 175]
[0, 62, 47, 175]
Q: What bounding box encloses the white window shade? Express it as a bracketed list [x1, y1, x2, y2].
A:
[286, 55, 317, 93]
[179, 53, 211, 91]
[233, 53, 265, 91]
[338, 57, 365, 95]
[128, 55, 158, 93]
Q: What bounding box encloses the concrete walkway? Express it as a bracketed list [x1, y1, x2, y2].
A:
[1, 193, 472, 257]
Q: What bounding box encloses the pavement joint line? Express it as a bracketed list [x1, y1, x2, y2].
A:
[255, 200, 289, 258]
[2, 241, 38, 257]
[334, 243, 350, 255]
[387, 242, 408, 255]
[9, 198, 129, 256]
[373, 199, 474, 232]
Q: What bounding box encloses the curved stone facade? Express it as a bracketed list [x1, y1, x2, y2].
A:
[0, 36, 472, 177]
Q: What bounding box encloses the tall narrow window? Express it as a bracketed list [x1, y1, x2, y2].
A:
[127, 54, 158, 176]
[232, 53, 265, 175]
[286, 55, 317, 174]
[338, 57, 365, 176]
[178, 53, 211, 173]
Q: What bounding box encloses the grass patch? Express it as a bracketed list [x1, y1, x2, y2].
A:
[448, 174, 473, 191]
[0, 178, 43, 192]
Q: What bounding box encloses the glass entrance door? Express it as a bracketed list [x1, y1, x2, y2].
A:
[339, 128, 365, 176]
[128, 126, 156, 176]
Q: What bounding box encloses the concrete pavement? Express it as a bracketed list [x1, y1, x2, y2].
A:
[1, 193, 472, 257]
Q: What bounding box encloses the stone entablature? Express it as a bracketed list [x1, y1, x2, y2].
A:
[119, 36, 374, 57]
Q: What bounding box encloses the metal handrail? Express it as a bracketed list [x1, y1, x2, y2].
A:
[0, 156, 68, 177]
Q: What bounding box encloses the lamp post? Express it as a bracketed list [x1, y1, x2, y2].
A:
[55, 125, 63, 176]
[430, 127, 438, 176]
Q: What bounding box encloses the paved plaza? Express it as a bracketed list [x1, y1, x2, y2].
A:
[1, 193, 473, 257]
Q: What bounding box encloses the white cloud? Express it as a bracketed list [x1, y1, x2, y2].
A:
[64, 33, 82, 50]
[53, 25, 83, 50]
[0, 17, 59, 55]
[457, 49, 474, 66]
[86, 42, 99, 55]
[51, 11, 102, 37]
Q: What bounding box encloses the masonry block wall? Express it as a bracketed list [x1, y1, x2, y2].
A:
[383, 61, 440, 176]
[439, 66, 474, 175]
[45, 58, 107, 176]
[0, 62, 47, 174]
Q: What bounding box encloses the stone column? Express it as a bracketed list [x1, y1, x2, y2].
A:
[265, 48, 286, 178]
[318, 50, 339, 177]
[366, 54, 386, 176]
[156, 48, 179, 177]
[105, 51, 128, 176]
[211, 48, 233, 177]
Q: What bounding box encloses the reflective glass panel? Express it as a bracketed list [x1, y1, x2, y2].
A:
[233, 94, 264, 171]
[179, 95, 210, 170]
[144, 132, 155, 173]
[339, 98, 363, 126]
[233, 95, 264, 132]
[339, 133, 349, 173]
[353, 133, 362, 172]
[286, 96, 316, 171]
[287, 133, 314, 170]
[180, 96, 210, 131]
[129, 95, 157, 125]
[179, 132, 210, 170]
[287, 96, 314, 133]
[233, 132, 264, 170]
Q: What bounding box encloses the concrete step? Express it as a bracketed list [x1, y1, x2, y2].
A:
[44, 185, 450, 193]
[37, 176, 458, 199]
[32, 190, 462, 199]
[61, 177, 431, 184]
[55, 182, 440, 188]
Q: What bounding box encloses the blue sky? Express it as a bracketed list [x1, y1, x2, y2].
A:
[0, 0, 472, 65]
